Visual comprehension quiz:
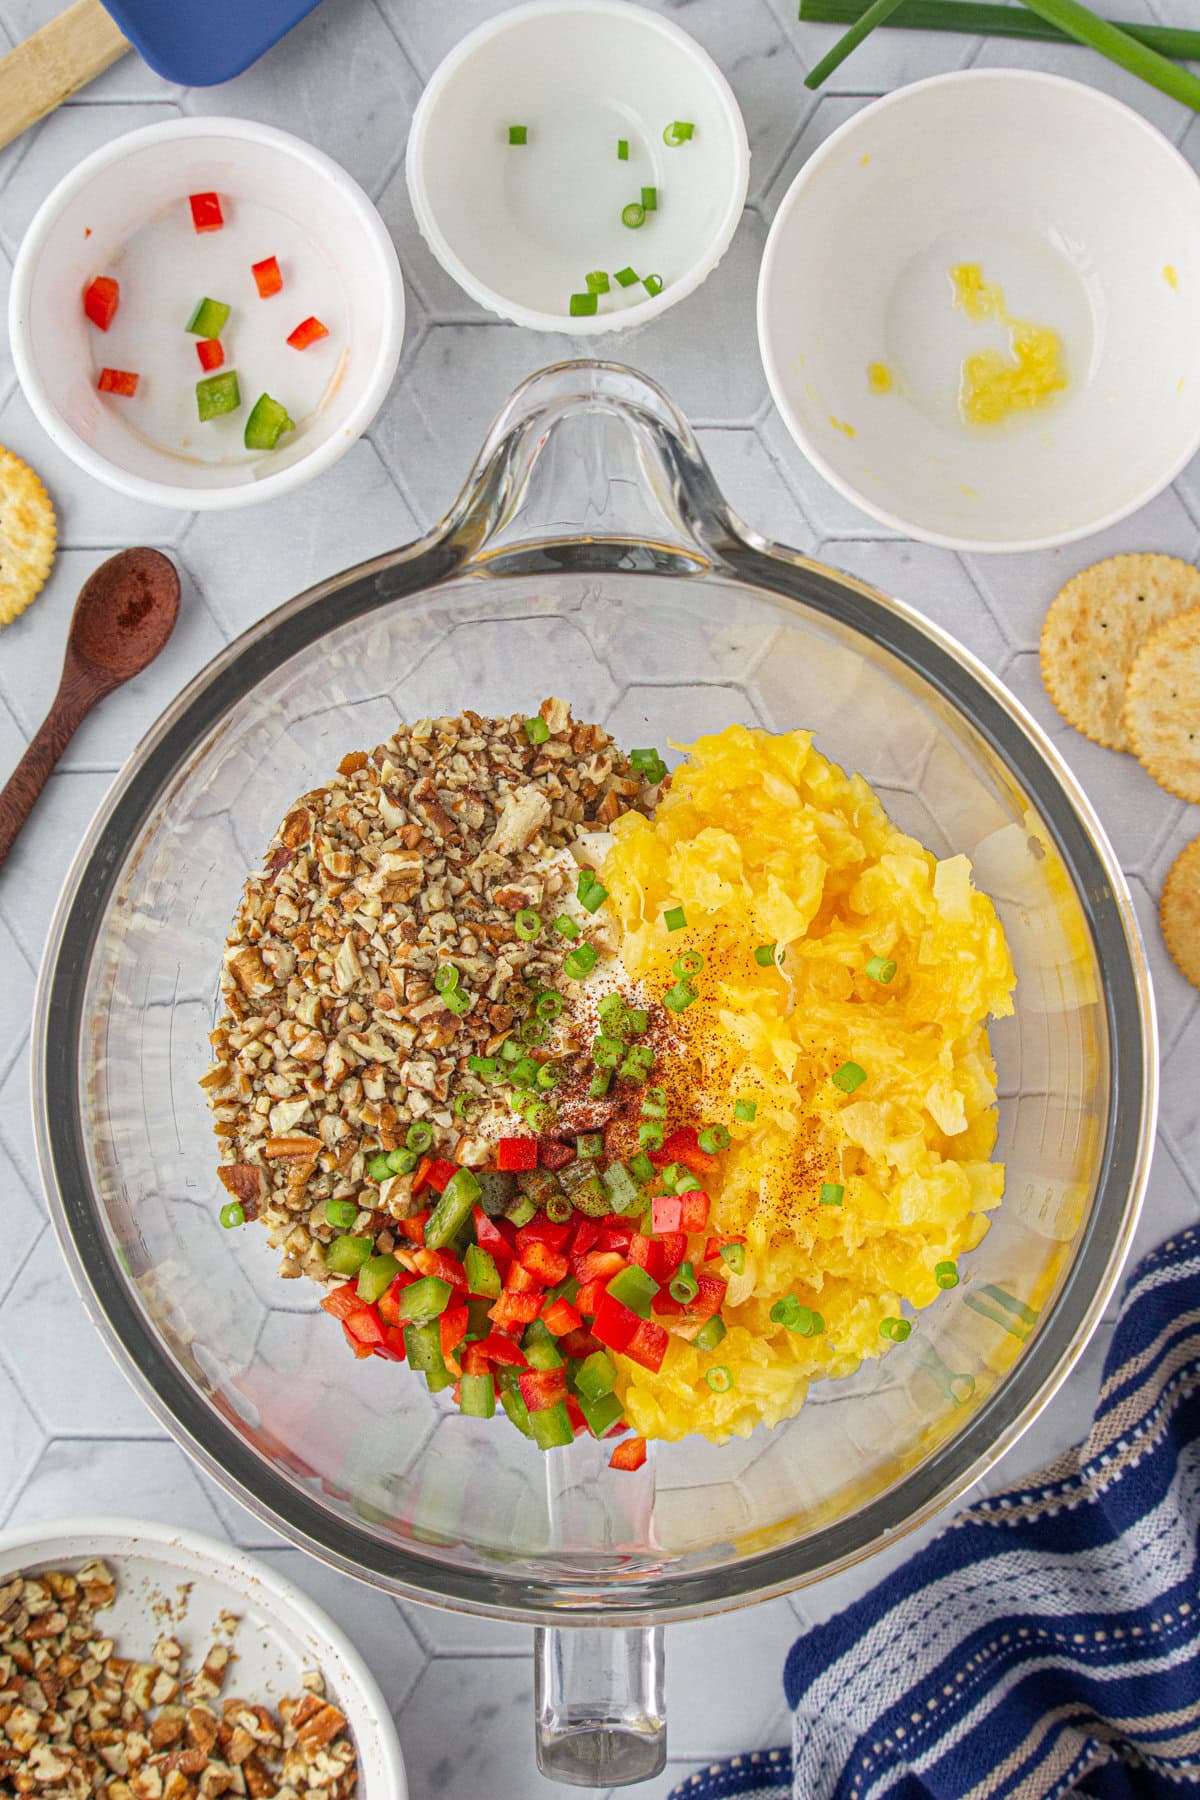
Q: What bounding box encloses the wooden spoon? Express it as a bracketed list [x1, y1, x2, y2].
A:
[0, 547, 180, 871]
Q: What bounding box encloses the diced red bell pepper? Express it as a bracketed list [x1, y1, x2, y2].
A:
[650, 1127, 717, 1177]
[704, 1234, 746, 1263]
[652, 1191, 710, 1235]
[519, 1367, 568, 1412]
[519, 1241, 570, 1286]
[342, 1321, 375, 1359]
[196, 338, 224, 371]
[624, 1318, 669, 1373]
[652, 1290, 685, 1317]
[571, 1218, 601, 1256]
[505, 1262, 544, 1295]
[676, 1275, 728, 1338]
[597, 1225, 634, 1253]
[422, 1158, 458, 1195]
[517, 1217, 573, 1252]
[573, 1250, 627, 1286]
[287, 314, 330, 350]
[374, 1323, 408, 1362]
[252, 254, 283, 297]
[489, 1293, 542, 1330]
[462, 1333, 528, 1374]
[610, 1436, 648, 1472]
[411, 1156, 437, 1197]
[575, 1278, 607, 1319]
[629, 1234, 666, 1283]
[377, 1270, 419, 1326]
[565, 1395, 588, 1438]
[440, 1304, 470, 1361]
[97, 367, 139, 397]
[189, 191, 224, 233]
[473, 1208, 515, 1259]
[322, 1282, 368, 1321]
[396, 1209, 433, 1245]
[497, 1136, 538, 1171]
[593, 1293, 640, 1354]
[558, 1327, 603, 1361]
[343, 1305, 386, 1349]
[538, 1138, 576, 1172]
[656, 1232, 688, 1274]
[83, 275, 119, 331]
[542, 1297, 583, 1337]
[412, 1247, 468, 1290]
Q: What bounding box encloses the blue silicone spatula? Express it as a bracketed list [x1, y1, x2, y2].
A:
[0, 0, 325, 150]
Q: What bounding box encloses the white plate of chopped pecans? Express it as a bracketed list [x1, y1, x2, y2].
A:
[0, 1518, 405, 1797]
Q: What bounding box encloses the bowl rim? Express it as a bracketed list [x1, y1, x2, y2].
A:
[404, 0, 750, 335]
[8, 116, 406, 513]
[31, 360, 1158, 1626]
[0, 1516, 408, 1797]
[756, 67, 1200, 554]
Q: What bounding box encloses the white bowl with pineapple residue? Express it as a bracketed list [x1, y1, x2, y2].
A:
[757, 70, 1200, 553]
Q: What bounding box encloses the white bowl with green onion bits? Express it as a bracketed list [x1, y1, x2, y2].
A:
[405, 0, 749, 332]
[758, 70, 1200, 552]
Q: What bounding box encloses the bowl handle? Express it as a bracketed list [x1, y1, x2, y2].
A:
[440, 358, 749, 574]
[534, 1622, 666, 1787]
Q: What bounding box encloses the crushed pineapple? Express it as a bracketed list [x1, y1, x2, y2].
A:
[602, 725, 1016, 1443]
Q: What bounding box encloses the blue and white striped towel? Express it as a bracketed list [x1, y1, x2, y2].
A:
[670, 1226, 1200, 1800]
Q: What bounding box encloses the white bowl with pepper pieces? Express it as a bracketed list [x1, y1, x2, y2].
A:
[0, 1519, 405, 1798]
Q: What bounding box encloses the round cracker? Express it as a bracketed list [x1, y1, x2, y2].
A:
[1124, 607, 1200, 803]
[0, 446, 56, 627]
[1040, 553, 1200, 751]
[1160, 835, 1200, 992]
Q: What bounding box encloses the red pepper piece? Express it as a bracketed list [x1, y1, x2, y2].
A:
[629, 1234, 666, 1283]
[321, 1282, 368, 1321]
[517, 1217, 573, 1252]
[412, 1247, 468, 1290]
[650, 1127, 718, 1178]
[558, 1327, 602, 1361]
[676, 1275, 728, 1339]
[609, 1436, 648, 1472]
[597, 1225, 634, 1253]
[287, 314, 330, 350]
[374, 1323, 408, 1362]
[472, 1208, 516, 1259]
[342, 1321, 375, 1359]
[542, 1297, 583, 1337]
[497, 1136, 538, 1171]
[573, 1250, 627, 1286]
[651, 1194, 682, 1235]
[189, 191, 224, 233]
[411, 1156, 437, 1197]
[658, 1233, 688, 1273]
[624, 1317, 669, 1373]
[571, 1218, 601, 1256]
[538, 1138, 576, 1171]
[519, 1241, 570, 1286]
[343, 1304, 386, 1348]
[440, 1304, 470, 1361]
[565, 1395, 588, 1437]
[377, 1271, 419, 1327]
[83, 275, 119, 331]
[593, 1293, 640, 1354]
[423, 1158, 458, 1194]
[489, 1293, 542, 1329]
[679, 1191, 710, 1233]
[195, 338, 224, 372]
[703, 1234, 745, 1263]
[460, 1342, 489, 1376]
[469, 1332, 529, 1369]
[519, 1367, 568, 1412]
[505, 1262, 544, 1295]
[652, 1290, 685, 1316]
[574, 1278, 607, 1319]
[396, 1209, 433, 1245]
[252, 254, 283, 298]
[97, 368, 138, 397]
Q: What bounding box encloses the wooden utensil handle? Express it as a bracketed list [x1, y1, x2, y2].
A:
[0, 0, 129, 152]
[0, 689, 96, 873]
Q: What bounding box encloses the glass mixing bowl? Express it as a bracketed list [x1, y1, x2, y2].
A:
[35, 363, 1156, 1787]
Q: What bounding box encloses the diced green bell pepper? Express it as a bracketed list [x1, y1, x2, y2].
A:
[396, 1275, 452, 1321]
[186, 296, 230, 337]
[577, 1388, 625, 1439]
[575, 1350, 617, 1402]
[356, 1253, 399, 1304]
[505, 1196, 537, 1228]
[544, 1274, 580, 1306]
[476, 1169, 519, 1216]
[196, 370, 240, 421]
[529, 1400, 575, 1450]
[424, 1168, 481, 1250]
[522, 1319, 564, 1371]
[601, 1162, 640, 1214]
[459, 1372, 496, 1418]
[501, 1385, 533, 1436]
[325, 1234, 373, 1277]
[606, 1264, 659, 1318]
[465, 1296, 494, 1340]
[464, 1243, 501, 1299]
[244, 391, 295, 452]
[404, 1319, 451, 1390]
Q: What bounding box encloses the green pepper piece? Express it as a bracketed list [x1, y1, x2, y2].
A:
[601, 1162, 640, 1215]
[404, 1319, 449, 1383]
[500, 1386, 533, 1437]
[244, 391, 295, 452]
[465, 1296, 493, 1340]
[464, 1243, 501, 1299]
[529, 1400, 575, 1450]
[459, 1372, 496, 1419]
[186, 296, 230, 337]
[577, 1388, 625, 1439]
[356, 1253, 399, 1304]
[475, 1169, 519, 1216]
[424, 1168, 481, 1250]
[515, 1167, 562, 1206]
[325, 1234, 373, 1277]
[505, 1195, 537, 1228]
[574, 1349, 617, 1402]
[606, 1264, 659, 1317]
[566, 1172, 609, 1217]
[196, 370, 241, 421]
[396, 1275, 452, 1321]
[522, 1319, 565, 1371]
[543, 1274, 580, 1306]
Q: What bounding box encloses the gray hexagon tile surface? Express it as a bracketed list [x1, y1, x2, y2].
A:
[1, 3, 1198, 1797]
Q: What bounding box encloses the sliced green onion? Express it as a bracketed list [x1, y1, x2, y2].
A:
[754, 942, 780, 967]
[615, 265, 640, 287]
[536, 1062, 560, 1091]
[554, 913, 581, 940]
[624, 1007, 649, 1036]
[880, 1316, 912, 1342]
[577, 868, 597, 899]
[467, 1054, 498, 1079]
[509, 1056, 539, 1090]
[935, 1261, 960, 1289]
[657, 1162, 681, 1194]
[545, 1193, 574, 1224]
[433, 963, 459, 994]
[770, 1294, 801, 1330]
[820, 1183, 845, 1208]
[454, 1092, 480, 1120]
[720, 1243, 745, 1275]
[367, 1154, 392, 1182]
[508, 124, 527, 144]
[641, 186, 657, 211]
[865, 955, 898, 984]
[592, 1034, 623, 1069]
[524, 714, 550, 745]
[641, 1088, 667, 1120]
[514, 908, 542, 940]
[663, 120, 695, 145]
[617, 137, 629, 159]
[387, 1148, 418, 1175]
[669, 1262, 699, 1304]
[694, 1315, 727, 1351]
[638, 1120, 664, 1150]
[500, 1038, 521, 1063]
[443, 988, 471, 1016]
[734, 1099, 757, 1123]
[629, 1150, 656, 1184]
[325, 1199, 358, 1229]
[589, 1067, 612, 1098]
[675, 1169, 702, 1194]
[598, 992, 626, 1027]
[705, 1365, 732, 1393]
[622, 202, 646, 229]
[664, 980, 697, 1012]
[663, 906, 687, 932]
[580, 881, 608, 914]
[569, 292, 599, 317]
[698, 1124, 730, 1153]
[642, 274, 663, 298]
[406, 1122, 434, 1153]
[673, 951, 704, 978]
[219, 1201, 245, 1229]
[586, 270, 610, 294]
[519, 1017, 546, 1046]
[537, 990, 564, 1019]
[832, 1061, 867, 1094]
[564, 944, 598, 980]
[577, 1132, 604, 1159]
[521, 1098, 556, 1131]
